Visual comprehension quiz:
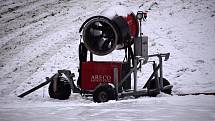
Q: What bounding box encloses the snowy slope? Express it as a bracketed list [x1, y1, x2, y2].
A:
[0, 0, 120, 96]
[0, 0, 215, 120]
[142, 0, 215, 94]
[0, 0, 215, 97]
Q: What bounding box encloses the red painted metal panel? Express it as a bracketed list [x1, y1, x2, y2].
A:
[81, 61, 122, 91]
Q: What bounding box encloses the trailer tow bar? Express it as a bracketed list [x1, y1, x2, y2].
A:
[18, 73, 59, 98]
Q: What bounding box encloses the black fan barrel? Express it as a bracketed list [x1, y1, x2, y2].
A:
[81, 12, 138, 56]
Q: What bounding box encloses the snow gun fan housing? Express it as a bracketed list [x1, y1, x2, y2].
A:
[79, 8, 138, 56]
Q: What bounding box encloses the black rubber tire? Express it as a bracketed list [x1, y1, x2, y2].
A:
[161, 78, 172, 95]
[48, 77, 71, 100]
[93, 84, 116, 103]
[147, 77, 172, 96]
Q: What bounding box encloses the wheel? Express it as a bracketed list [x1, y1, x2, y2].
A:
[161, 78, 172, 95]
[48, 77, 71, 100]
[147, 77, 172, 96]
[93, 84, 116, 103]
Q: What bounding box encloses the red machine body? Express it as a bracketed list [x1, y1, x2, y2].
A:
[80, 61, 130, 91]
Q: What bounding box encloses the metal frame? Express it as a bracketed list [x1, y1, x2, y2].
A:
[18, 10, 173, 99]
[18, 47, 172, 99]
[115, 53, 172, 98]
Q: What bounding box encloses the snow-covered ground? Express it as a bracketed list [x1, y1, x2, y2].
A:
[0, 94, 215, 121]
[0, 0, 215, 120]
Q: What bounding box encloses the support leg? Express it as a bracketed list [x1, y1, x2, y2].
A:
[134, 58, 138, 92]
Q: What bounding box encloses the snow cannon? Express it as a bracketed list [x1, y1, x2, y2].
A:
[79, 6, 138, 56]
[18, 8, 173, 103]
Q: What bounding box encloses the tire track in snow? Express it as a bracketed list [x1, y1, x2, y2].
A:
[0, 30, 78, 96]
[0, 11, 93, 75]
[0, 0, 62, 38]
[0, 1, 98, 66]
[0, 0, 117, 96]
[0, 0, 104, 54]
[12, 42, 79, 97]
[0, 30, 72, 78]
[0, 0, 115, 73]
[0, 0, 53, 15]
[0, 0, 67, 44]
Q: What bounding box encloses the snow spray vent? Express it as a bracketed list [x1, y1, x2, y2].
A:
[79, 6, 138, 56]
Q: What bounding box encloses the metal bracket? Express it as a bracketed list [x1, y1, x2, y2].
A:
[58, 70, 80, 93]
[114, 67, 119, 100]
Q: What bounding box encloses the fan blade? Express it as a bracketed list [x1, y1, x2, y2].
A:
[102, 38, 112, 50]
[91, 23, 104, 31]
